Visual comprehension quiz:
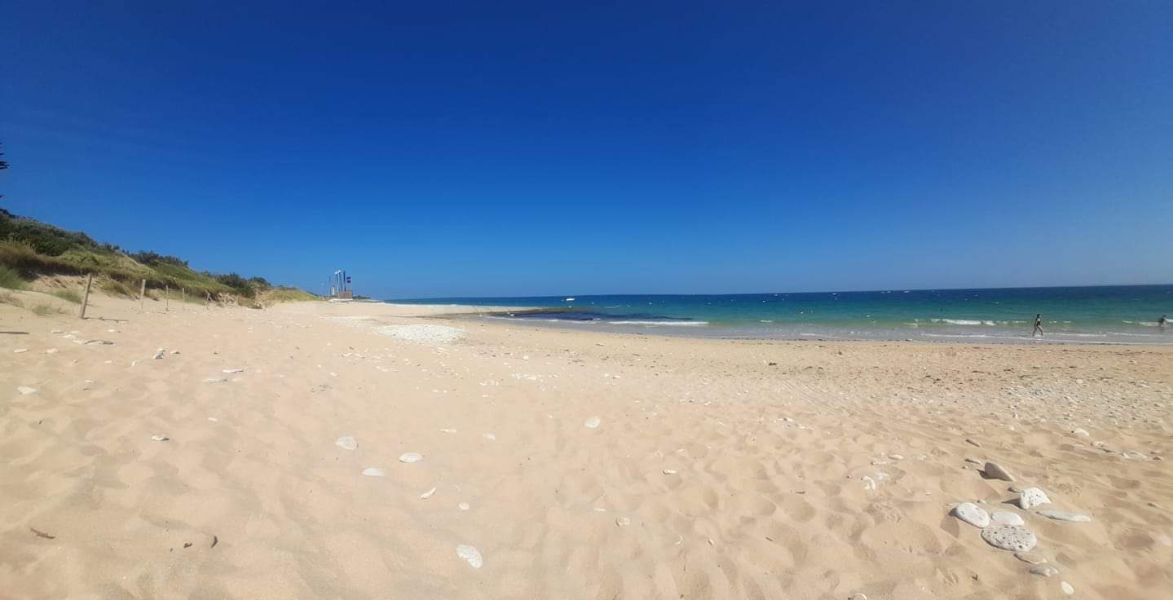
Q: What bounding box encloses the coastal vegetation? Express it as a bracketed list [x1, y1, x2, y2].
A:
[0, 209, 314, 304]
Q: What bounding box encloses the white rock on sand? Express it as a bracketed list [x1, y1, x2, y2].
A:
[990, 511, 1025, 526]
[584, 416, 601, 429]
[335, 436, 358, 450]
[456, 545, 483, 569]
[1019, 487, 1052, 510]
[361, 467, 385, 477]
[981, 525, 1038, 552]
[1038, 510, 1092, 522]
[17, 386, 38, 395]
[982, 461, 1015, 482]
[399, 452, 423, 463]
[951, 502, 991, 528]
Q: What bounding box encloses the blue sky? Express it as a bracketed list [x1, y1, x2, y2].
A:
[2, 1, 1170, 298]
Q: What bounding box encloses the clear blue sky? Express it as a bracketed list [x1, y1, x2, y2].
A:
[2, 1, 1170, 298]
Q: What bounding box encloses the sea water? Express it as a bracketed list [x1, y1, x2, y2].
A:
[390, 285, 1173, 344]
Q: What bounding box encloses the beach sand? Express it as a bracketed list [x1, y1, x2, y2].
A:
[2, 292, 1171, 599]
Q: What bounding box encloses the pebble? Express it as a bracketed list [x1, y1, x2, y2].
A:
[13, 348, 27, 353]
[456, 544, 483, 569]
[17, 386, 38, 395]
[951, 502, 991, 528]
[151, 434, 170, 442]
[1029, 565, 1059, 577]
[153, 349, 165, 360]
[1061, 581, 1074, 595]
[983, 461, 1015, 482]
[966, 438, 982, 448]
[991, 511, 1025, 526]
[335, 436, 358, 451]
[222, 368, 245, 374]
[1019, 487, 1051, 510]
[663, 468, 678, 475]
[399, 452, 423, 463]
[1038, 510, 1091, 523]
[482, 433, 496, 441]
[584, 416, 601, 429]
[458, 502, 470, 511]
[981, 525, 1038, 552]
[1014, 551, 1047, 565]
[361, 467, 385, 477]
[615, 517, 631, 527]
[419, 487, 436, 499]
[1072, 428, 1090, 436]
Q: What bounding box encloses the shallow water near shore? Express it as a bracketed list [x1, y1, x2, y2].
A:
[393, 285, 1173, 344]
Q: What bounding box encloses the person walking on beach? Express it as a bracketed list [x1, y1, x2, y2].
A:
[1032, 314, 1044, 337]
[1160, 314, 1169, 331]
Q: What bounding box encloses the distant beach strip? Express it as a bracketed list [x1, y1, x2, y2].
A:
[392, 285, 1173, 345]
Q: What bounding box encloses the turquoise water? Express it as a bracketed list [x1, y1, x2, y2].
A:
[391, 285, 1173, 344]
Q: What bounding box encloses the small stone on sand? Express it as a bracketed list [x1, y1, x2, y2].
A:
[951, 502, 991, 528]
[335, 436, 358, 451]
[1014, 551, 1047, 565]
[584, 416, 601, 429]
[982, 461, 1014, 482]
[1061, 581, 1074, 595]
[419, 487, 436, 499]
[456, 544, 483, 569]
[222, 368, 244, 374]
[615, 517, 631, 527]
[362, 467, 385, 477]
[399, 452, 423, 463]
[1019, 487, 1051, 510]
[991, 511, 1025, 526]
[151, 434, 170, 442]
[458, 502, 470, 511]
[981, 525, 1037, 552]
[17, 386, 38, 395]
[1038, 510, 1091, 522]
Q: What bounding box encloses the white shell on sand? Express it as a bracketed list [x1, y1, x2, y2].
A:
[151, 434, 170, 442]
[335, 436, 358, 451]
[991, 511, 1025, 526]
[1014, 551, 1047, 565]
[361, 467, 385, 477]
[222, 368, 245, 374]
[482, 433, 496, 441]
[456, 544, 483, 569]
[584, 416, 601, 429]
[981, 525, 1037, 552]
[1019, 487, 1051, 510]
[17, 386, 37, 395]
[203, 377, 226, 383]
[399, 452, 423, 463]
[951, 502, 991, 528]
[419, 487, 436, 499]
[1061, 581, 1074, 595]
[458, 502, 470, 511]
[615, 517, 631, 527]
[153, 349, 165, 360]
[663, 468, 678, 475]
[1038, 510, 1092, 522]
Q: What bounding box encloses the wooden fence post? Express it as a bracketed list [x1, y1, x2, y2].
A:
[164, 285, 170, 311]
[79, 273, 94, 319]
[182, 287, 186, 304]
[140, 279, 147, 311]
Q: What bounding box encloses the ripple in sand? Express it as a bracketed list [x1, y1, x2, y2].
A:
[456, 544, 483, 569]
[336, 436, 358, 451]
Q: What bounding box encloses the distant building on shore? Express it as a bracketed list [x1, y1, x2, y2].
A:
[330, 269, 353, 299]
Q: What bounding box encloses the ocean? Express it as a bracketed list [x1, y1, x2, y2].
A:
[390, 285, 1173, 345]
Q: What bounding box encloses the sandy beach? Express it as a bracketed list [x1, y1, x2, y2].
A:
[2, 292, 1171, 599]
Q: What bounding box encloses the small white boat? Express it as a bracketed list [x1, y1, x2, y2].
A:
[564, 297, 575, 302]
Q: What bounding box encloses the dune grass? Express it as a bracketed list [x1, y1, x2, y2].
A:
[0, 264, 28, 289]
[51, 289, 83, 303]
[30, 303, 62, 316]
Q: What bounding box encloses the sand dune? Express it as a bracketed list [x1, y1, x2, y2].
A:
[2, 293, 1171, 599]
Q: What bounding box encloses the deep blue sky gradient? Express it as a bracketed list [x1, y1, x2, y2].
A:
[2, 1, 1170, 297]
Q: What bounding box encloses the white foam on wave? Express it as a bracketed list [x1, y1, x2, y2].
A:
[931, 318, 996, 326]
[608, 320, 709, 327]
